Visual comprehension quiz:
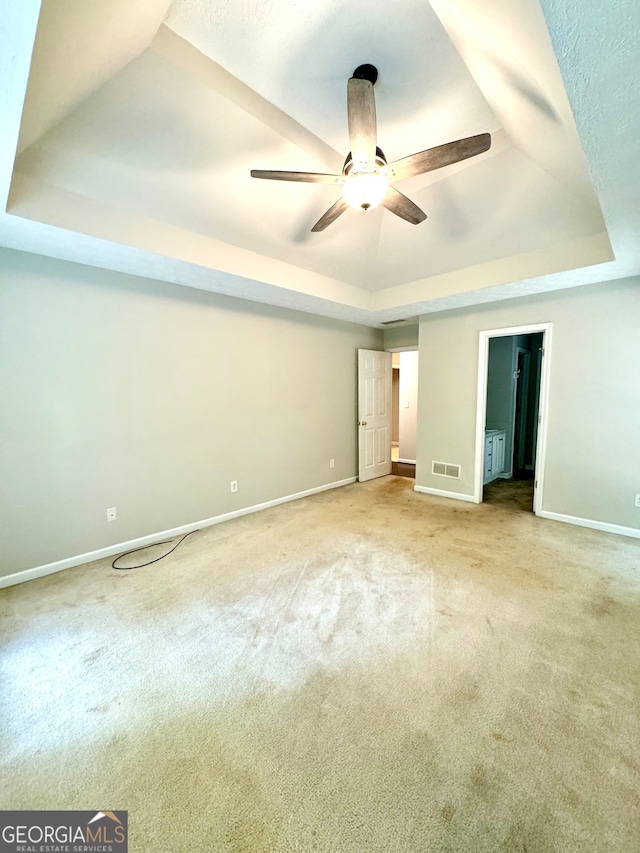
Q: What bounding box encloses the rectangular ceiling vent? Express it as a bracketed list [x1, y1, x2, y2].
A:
[379, 316, 419, 327]
[432, 461, 461, 479]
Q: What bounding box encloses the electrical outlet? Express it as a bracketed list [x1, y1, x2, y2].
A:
[106, 507, 117, 522]
[330, 459, 335, 469]
[230, 480, 238, 493]
[635, 494, 640, 508]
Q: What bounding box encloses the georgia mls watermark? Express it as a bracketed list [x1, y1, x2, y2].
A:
[0, 811, 127, 853]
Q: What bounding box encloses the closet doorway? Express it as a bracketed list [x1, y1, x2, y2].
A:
[474, 324, 552, 513]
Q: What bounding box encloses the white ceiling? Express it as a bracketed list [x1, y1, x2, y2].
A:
[1, 0, 638, 327]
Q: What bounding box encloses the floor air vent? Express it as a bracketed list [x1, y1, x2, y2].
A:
[432, 461, 461, 479]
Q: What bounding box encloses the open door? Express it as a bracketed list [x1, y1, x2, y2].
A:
[358, 349, 392, 482]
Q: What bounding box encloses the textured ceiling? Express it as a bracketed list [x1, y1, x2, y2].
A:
[0, 0, 637, 327]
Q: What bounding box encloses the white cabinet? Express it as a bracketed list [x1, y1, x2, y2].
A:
[484, 430, 506, 484]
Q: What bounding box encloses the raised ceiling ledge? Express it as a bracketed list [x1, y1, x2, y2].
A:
[372, 231, 615, 315]
[0, 0, 636, 328]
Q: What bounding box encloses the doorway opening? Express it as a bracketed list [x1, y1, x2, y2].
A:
[357, 347, 418, 483]
[391, 350, 418, 479]
[474, 324, 552, 513]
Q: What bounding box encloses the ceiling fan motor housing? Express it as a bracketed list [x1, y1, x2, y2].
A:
[352, 64, 378, 85]
[343, 147, 387, 176]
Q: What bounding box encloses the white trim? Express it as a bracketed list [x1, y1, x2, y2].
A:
[538, 511, 640, 540]
[474, 335, 490, 502]
[474, 322, 552, 515]
[414, 485, 476, 503]
[397, 457, 416, 464]
[477, 323, 551, 338]
[533, 327, 552, 514]
[0, 477, 357, 589]
[385, 346, 419, 353]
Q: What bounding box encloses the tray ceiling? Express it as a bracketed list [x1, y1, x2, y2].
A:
[1, 0, 637, 326]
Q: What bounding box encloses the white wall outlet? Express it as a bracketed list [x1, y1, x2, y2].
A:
[330, 459, 335, 469]
[230, 480, 238, 493]
[403, 400, 410, 408]
[635, 494, 640, 508]
[106, 507, 117, 522]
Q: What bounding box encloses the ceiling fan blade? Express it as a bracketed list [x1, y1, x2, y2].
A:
[311, 197, 349, 232]
[251, 170, 343, 184]
[381, 186, 427, 225]
[387, 133, 492, 181]
[347, 77, 377, 170]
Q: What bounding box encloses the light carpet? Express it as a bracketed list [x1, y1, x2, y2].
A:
[1, 476, 639, 851]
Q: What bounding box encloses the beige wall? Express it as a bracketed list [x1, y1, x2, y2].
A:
[383, 323, 419, 350]
[0, 249, 381, 576]
[416, 277, 640, 531]
[398, 351, 419, 461]
[391, 369, 400, 444]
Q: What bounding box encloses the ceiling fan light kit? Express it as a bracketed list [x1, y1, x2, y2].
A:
[342, 169, 389, 211]
[250, 64, 492, 232]
[341, 147, 389, 212]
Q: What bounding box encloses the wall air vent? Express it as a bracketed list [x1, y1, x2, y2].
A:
[432, 461, 461, 479]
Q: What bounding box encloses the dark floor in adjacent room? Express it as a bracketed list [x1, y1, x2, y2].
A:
[483, 471, 535, 513]
[391, 460, 416, 478]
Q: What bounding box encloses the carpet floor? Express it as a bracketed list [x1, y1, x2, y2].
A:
[1, 476, 640, 852]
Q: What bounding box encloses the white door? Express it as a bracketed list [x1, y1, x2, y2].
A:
[358, 349, 392, 482]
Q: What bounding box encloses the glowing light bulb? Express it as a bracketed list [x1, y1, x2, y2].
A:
[342, 169, 389, 211]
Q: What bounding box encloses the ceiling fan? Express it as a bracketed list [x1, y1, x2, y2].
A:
[251, 64, 491, 233]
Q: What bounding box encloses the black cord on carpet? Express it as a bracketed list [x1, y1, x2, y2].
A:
[112, 529, 199, 570]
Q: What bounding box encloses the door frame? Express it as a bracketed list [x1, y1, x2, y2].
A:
[513, 347, 532, 471]
[474, 323, 552, 513]
[385, 346, 419, 466]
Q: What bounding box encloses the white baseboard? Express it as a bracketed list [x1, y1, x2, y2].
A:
[0, 477, 357, 589]
[414, 485, 477, 503]
[397, 458, 416, 465]
[537, 510, 640, 540]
